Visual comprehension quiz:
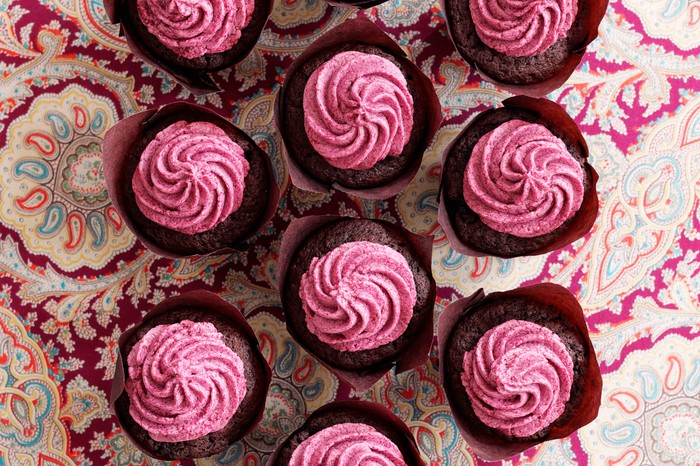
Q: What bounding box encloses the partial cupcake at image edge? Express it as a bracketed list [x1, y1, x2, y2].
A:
[274, 17, 442, 199]
[103, 0, 273, 94]
[278, 215, 436, 392]
[268, 400, 426, 465]
[440, 0, 608, 96]
[437, 283, 602, 461]
[109, 290, 272, 460]
[102, 101, 280, 258]
[438, 96, 599, 258]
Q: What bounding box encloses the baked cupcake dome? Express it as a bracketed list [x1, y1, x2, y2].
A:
[269, 401, 425, 466]
[102, 102, 279, 257]
[439, 96, 598, 258]
[110, 290, 271, 460]
[275, 18, 441, 198]
[437, 284, 602, 460]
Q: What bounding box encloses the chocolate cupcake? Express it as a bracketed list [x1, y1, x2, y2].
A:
[110, 290, 271, 460]
[104, 0, 272, 94]
[437, 284, 602, 460]
[278, 216, 436, 391]
[269, 401, 425, 466]
[102, 102, 279, 257]
[438, 96, 598, 258]
[441, 0, 608, 96]
[275, 18, 441, 199]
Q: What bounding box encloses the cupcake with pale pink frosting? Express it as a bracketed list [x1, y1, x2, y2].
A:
[438, 96, 599, 258]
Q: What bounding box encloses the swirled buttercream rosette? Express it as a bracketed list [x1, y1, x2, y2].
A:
[102, 101, 280, 258]
[275, 18, 442, 199]
[440, 0, 608, 96]
[437, 284, 602, 461]
[438, 96, 599, 258]
[268, 401, 426, 466]
[109, 290, 272, 460]
[278, 216, 436, 392]
[103, 0, 273, 95]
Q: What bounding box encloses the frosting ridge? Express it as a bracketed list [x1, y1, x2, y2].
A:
[462, 119, 584, 238]
[303, 51, 414, 170]
[132, 120, 250, 234]
[137, 0, 255, 59]
[469, 0, 578, 57]
[288, 423, 408, 466]
[299, 241, 417, 352]
[125, 320, 247, 442]
[461, 319, 574, 437]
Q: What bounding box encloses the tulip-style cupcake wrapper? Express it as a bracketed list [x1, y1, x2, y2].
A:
[268, 400, 426, 465]
[275, 17, 443, 199]
[277, 215, 436, 392]
[109, 290, 272, 461]
[102, 101, 280, 258]
[440, 0, 609, 97]
[437, 283, 602, 461]
[438, 96, 599, 258]
[103, 0, 273, 95]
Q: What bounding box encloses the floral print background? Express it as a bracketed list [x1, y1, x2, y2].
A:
[0, 0, 699, 464]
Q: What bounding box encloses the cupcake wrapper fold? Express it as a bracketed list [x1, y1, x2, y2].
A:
[102, 101, 280, 258]
[275, 17, 443, 199]
[439, 0, 609, 97]
[437, 96, 599, 258]
[277, 215, 436, 392]
[103, 0, 273, 95]
[268, 400, 426, 465]
[109, 290, 272, 461]
[437, 283, 602, 461]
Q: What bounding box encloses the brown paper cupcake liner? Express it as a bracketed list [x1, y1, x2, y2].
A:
[437, 283, 603, 461]
[439, 0, 609, 97]
[109, 290, 273, 461]
[268, 400, 426, 465]
[277, 215, 436, 392]
[103, 0, 273, 95]
[274, 17, 443, 199]
[102, 101, 280, 258]
[437, 96, 599, 258]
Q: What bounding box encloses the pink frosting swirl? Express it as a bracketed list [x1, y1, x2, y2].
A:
[125, 320, 247, 442]
[289, 423, 407, 466]
[462, 119, 584, 238]
[299, 241, 417, 352]
[461, 320, 574, 437]
[132, 120, 250, 234]
[137, 0, 254, 59]
[470, 0, 578, 56]
[303, 51, 414, 170]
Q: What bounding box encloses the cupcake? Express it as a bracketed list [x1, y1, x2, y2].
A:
[441, 0, 608, 96]
[278, 216, 436, 391]
[438, 96, 599, 258]
[275, 18, 442, 199]
[102, 102, 279, 257]
[104, 0, 273, 94]
[269, 401, 425, 466]
[437, 284, 602, 460]
[110, 290, 271, 460]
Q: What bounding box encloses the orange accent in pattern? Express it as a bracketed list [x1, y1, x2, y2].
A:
[608, 391, 640, 414]
[25, 133, 56, 157]
[664, 355, 682, 391]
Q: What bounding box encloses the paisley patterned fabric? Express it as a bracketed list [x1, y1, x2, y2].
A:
[0, 0, 698, 465]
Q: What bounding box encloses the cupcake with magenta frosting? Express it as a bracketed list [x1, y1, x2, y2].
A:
[438, 96, 599, 258]
[437, 284, 602, 461]
[441, 0, 608, 95]
[269, 401, 426, 466]
[104, 0, 272, 94]
[103, 102, 279, 257]
[275, 18, 442, 199]
[278, 216, 436, 392]
[110, 290, 271, 460]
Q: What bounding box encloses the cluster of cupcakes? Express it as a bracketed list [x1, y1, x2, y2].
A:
[100, 0, 609, 462]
